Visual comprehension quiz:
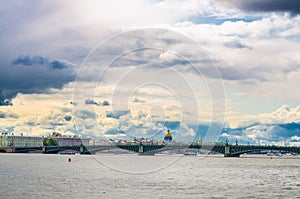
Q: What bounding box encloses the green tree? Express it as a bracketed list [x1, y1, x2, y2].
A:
[43, 137, 58, 146]
[43, 137, 47, 146]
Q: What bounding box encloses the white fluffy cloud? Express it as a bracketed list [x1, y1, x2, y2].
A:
[234, 105, 300, 127]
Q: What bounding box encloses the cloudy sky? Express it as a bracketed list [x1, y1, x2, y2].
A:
[1, 0, 300, 145]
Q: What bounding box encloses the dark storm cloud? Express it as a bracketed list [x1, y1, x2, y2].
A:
[12, 55, 74, 70]
[12, 55, 49, 66]
[0, 55, 76, 106]
[49, 60, 72, 70]
[0, 99, 13, 106]
[220, 0, 300, 16]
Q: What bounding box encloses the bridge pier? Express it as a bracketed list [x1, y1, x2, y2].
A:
[138, 144, 144, 153]
[224, 145, 240, 157]
[137, 143, 159, 155]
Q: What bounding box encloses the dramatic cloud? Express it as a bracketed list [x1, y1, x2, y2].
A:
[0, 55, 76, 106]
[219, 0, 300, 16]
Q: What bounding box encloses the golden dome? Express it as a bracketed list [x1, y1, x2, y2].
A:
[165, 130, 171, 136]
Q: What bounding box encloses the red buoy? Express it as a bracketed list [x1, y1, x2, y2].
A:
[68, 158, 71, 162]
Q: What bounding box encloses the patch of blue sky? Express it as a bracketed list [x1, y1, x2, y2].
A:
[188, 15, 262, 25]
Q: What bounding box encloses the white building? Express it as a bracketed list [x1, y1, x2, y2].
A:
[0, 135, 43, 147]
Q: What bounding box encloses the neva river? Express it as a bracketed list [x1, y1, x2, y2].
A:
[0, 153, 299, 198]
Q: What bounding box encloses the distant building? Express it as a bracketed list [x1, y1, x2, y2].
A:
[90, 140, 107, 145]
[0, 135, 43, 147]
[55, 137, 90, 147]
[49, 132, 90, 146]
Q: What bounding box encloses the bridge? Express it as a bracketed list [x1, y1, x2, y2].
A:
[116, 142, 300, 157]
[1, 143, 299, 157]
[42, 145, 115, 154]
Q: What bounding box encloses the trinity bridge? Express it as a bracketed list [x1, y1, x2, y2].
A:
[2, 143, 300, 157]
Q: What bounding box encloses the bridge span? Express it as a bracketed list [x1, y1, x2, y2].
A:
[116, 143, 300, 157]
[1, 143, 299, 157]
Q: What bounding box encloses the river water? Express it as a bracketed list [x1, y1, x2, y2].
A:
[0, 153, 299, 198]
